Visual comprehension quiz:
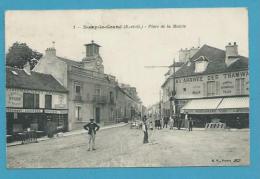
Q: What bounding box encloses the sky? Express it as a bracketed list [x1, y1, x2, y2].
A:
[5, 8, 248, 107]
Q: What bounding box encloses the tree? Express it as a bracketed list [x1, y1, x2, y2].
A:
[6, 42, 43, 70]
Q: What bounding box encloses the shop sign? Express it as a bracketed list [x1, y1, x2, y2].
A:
[7, 91, 23, 107]
[182, 108, 249, 114]
[6, 108, 43, 113]
[44, 109, 68, 114]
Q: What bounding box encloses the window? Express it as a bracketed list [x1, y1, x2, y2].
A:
[75, 106, 81, 121]
[195, 61, 208, 73]
[75, 85, 81, 94]
[95, 88, 101, 96]
[87, 46, 93, 56]
[207, 81, 216, 96]
[109, 91, 114, 102]
[23, 93, 39, 108]
[235, 78, 245, 95]
[183, 88, 186, 92]
[45, 95, 52, 109]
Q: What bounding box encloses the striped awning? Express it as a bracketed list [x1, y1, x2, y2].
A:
[181, 98, 222, 110]
[217, 97, 249, 109]
[181, 97, 249, 114]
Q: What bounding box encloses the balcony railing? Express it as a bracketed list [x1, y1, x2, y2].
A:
[74, 95, 82, 101]
[92, 95, 107, 104]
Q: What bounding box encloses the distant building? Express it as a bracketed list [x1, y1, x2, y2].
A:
[115, 86, 142, 122]
[161, 42, 249, 128]
[6, 65, 68, 136]
[33, 41, 142, 130]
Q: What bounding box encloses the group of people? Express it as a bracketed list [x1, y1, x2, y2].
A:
[82, 112, 194, 151]
[153, 114, 193, 131]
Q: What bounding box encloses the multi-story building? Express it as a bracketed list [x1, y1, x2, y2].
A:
[6, 65, 68, 136]
[161, 43, 249, 128]
[33, 41, 142, 130]
[114, 85, 142, 122]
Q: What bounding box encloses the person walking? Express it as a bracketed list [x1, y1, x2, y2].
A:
[142, 116, 149, 144]
[188, 116, 193, 131]
[83, 118, 100, 151]
[169, 115, 174, 130]
[185, 112, 189, 130]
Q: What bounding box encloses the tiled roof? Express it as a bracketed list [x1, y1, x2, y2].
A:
[173, 44, 248, 78]
[6, 67, 68, 93]
[162, 44, 248, 87]
[57, 56, 82, 67]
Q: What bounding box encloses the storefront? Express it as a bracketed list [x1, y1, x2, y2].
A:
[181, 97, 249, 128]
[6, 67, 68, 140]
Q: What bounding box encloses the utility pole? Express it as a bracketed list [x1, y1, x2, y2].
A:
[144, 59, 178, 118]
[172, 58, 176, 116]
[159, 90, 162, 120]
[169, 58, 176, 117]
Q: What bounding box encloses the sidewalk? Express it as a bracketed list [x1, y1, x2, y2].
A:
[7, 122, 128, 147]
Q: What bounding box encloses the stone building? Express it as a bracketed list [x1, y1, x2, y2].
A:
[114, 85, 142, 122]
[161, 42, 249, 128]
[6, 65, 68, 136]
[33, 41, 141, 130]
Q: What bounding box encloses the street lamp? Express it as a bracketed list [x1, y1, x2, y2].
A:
[170, 58, 176, 117]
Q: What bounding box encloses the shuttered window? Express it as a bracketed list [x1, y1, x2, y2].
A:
[45, 95, 52, 109]
[23, 93, 39, 108]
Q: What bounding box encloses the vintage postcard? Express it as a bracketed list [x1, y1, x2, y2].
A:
[5, 8, 249, 168]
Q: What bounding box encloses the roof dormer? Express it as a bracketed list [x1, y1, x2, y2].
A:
[194, 56, 209, 73]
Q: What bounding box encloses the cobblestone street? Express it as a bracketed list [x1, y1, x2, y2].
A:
[7, 125, 249, 168]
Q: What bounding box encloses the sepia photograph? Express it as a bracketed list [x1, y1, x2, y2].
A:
[5, 8, 249, 168]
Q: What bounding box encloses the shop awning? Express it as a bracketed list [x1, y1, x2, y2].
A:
[217, 97, 249, 109]
[181, 98, 222, 114]
[181, 97, 249, 114]
[216, 97, 249, 113]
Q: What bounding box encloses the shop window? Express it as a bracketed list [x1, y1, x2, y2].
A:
[75, 106, 82, 121]
[207, 81, 216, 97]
[23, 93, 39, 108]
[45, 95, 52, 109]
[235, 78, 245, 95]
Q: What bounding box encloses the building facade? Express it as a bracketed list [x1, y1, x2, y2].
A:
[6, 66, 68, 136]
[33, 41, 141, 130]
[161, 43, 249, 128]
[115, 86, 142, 122]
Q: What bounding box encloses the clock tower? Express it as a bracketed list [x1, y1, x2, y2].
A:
[82, 40, 104, 73]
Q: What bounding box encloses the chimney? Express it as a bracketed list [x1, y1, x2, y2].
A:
[189, 46, 200, 59]
[179, 48, 190, 63]
[45, 47, 56, 56]
[225, 42, 239, 66]
[23, 61, 31, 75]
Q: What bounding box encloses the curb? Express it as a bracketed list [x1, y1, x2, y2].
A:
[7, 123, 128, 147]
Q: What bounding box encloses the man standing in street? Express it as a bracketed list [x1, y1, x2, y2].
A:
[188, 116, 193, 131]
[83, 118, 100, 151]
[142, 115, 149, 144]
[185, 112, 189, 130]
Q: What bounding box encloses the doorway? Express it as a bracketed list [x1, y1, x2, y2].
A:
[95, 107, 100, 123]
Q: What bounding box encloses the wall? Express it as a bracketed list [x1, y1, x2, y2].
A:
[33, 55, 68, 88]
[175, 70, 249, 99]
[67, 68, 117, 130]
[6, 88, 67, 109]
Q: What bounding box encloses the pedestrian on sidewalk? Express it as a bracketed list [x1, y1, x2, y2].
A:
[142, 116, 149, 144]
[83, 118, 100, 151]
